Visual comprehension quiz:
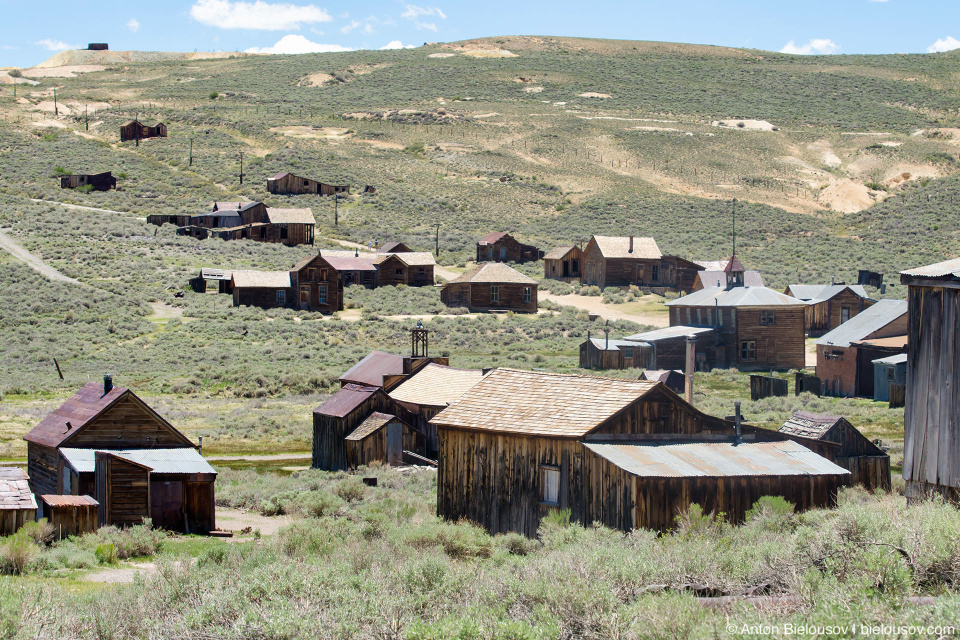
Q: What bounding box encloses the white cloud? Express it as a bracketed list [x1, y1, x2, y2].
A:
[415, 21, 438, 32]
[401, 5, 446, 20]
[928, 36, 960, 53]
[341, 20, 361, 34]
[35, 39, 76, 51]
[244, 34, 351, 54]
[190, 0, 332, 30]
[780, 38, 839, 55]
[127, 18, 140, 33]
[380, 40, 415, 50]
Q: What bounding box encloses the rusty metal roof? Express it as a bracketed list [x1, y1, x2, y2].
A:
[339, 352, 405, 387]
[344, 412, 396, 441]
[59, 448, 215, 475]
[900, 258, 960, 279]
[41, 494, 99, 507]
[314, 384, 381, 418]
[478, 231, 509, 245]
[855, 335, 908, 349]
[624, 326, 714, 342]
[815, 299, 907, 347]
[430, 368, 659, 437]
[778, 411, 843, 440]
[584, 440, 849, 478]
[389, 363, 485, 407]
[0, 468, 37, 511]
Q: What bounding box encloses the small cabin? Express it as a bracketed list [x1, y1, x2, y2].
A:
[40, 495, 98, 539]
[344, 412, 420, 469]
[440, 263, 538, 313]
[582, 235, 703, 292]
[621, 326, 716, 371]
[477, 232, 543, 264]
[543, 245, 582, 281]
[313, 385, 395, 471]
[231, 270, 293, 309]
[374, 252, 435, 287]
[872, 353, 907, 403]
[267, 172, 349, 196]
[579, 336, 653, 370]
[191, 268, 234, 294]
[120, 120, 167, 142]
[0, 468, 37, 536]
[60, 172, 117, 191]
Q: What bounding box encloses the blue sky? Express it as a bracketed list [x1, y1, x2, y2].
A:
[2, 0, 959, 68]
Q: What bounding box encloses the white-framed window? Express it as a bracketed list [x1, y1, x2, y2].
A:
[523, 286, 532, 303]
[491, 285, 499, 302]
[276, 290, 286, 305]
[841, 307, 850, 323]
[741, 340, 757, 361]
[542, 466, 559, 505]
[318, 284, 327, 304]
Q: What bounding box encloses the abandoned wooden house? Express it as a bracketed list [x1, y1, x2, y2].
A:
[40, 494, 98, 539]
[374, 252, 436, 287]
[579, 335, 654, 370]
[638, 369, 685, 394]
[324, 256, 378, 288]
[431, 368, 849, 536]
[190, 268, 234, 294]
[582, 236, 702, 292]
[313, 385, 393, 470]
[230, 270, 294, 309]
[267, 172, 350, 196]
[872, 353, 907, 403]
[779, 411, 890, 491]
[23, 376, 217, 533]
[150, 202, 315, 247]
[344, 412, 421, 469]
[120, 120, 167, 142]
[543, 245, 583, 282]
[900, 258, 960, 503]
[230, 254, 343, 312]
[621, 326, 717, 371]
[441, 263, 538, 313]
[60, 172, 117, 191]
[784, 284, 875, 335]
[476, 232, 544, 264]
[693, 259, 764, 291]
[376, 242, 412, 253]
[339, 326, 450, 391]
[815, 299, 908, 397]
[665, 258, 807, 370]
[0, 468, 37, 537]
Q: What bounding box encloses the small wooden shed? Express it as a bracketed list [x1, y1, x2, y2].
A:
[267, 172, 349, 196]
[344, 412, 419, 469]
[543, 245, 582, 281]
[313, 384, 394, 470]
[60, 172, 117, 191]
[0, 468, 37, 536]
[40, 495, 98, 539]
[579, 336, 654, 370]
[622, 326, 717, 371]
[872, 353, 907, 403]
[120, 120, 166, 142]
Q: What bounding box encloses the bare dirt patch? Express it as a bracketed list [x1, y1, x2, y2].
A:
[461, 49, 517, 58]
[539, 293, 668, 327]
[84, 562, 156, 584]
[817, 179, 878, 213]
[712, 119, 776, 131]
[22, 65, 106, 78]
[523, 86, 544, 93]
[298, 72, 334, 87]
[357, 139, 404, 150]
[270, 126, 352, 141]
[578, 92, 612, 98]
[428, 53, 455, 58]
[217, 506, 292, 537]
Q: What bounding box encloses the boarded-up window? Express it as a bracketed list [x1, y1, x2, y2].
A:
[318, 285, 327, 304]
[541, 466, 559, 505]
[491, 285, 499, 302]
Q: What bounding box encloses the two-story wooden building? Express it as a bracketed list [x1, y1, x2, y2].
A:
[440, 263, 538, 313]
[476, 232, 543, 264]
[582, 236, 702, 292]
[230, 254, 344, 312]
[785, 284, 875, 335]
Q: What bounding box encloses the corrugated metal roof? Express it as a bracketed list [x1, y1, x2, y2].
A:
[231, 270, 291, 289]
[0, 467, 37, 510]
[592, 235, 662, 260]
[787, 284, 871, 303]
[588, 338, 650, 351]
[265, 208, 315, 225]
[339, 352, 405, 387]
[430, 368, 659, 437]
[584, 440, 849, 478]
[59, 448, 216, 475]
[872, 353, 908, 365]
[900, 258, 960, 279]
[445, 263, 537, 284]
[543, 245, 576, 260]
[41, 494, 98, 507]
[314, 384, 381, 418]
[624, 326, 714, 342]
[778, 411, 843, 440]
[389, 363, 485, 407]
[697, 270, 764, 288]
[666, 286, 806, 308]
[344, 412, 395, 441]
[815, 299, 908, 347]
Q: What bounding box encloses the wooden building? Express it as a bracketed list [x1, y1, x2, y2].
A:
[779, 411, 890, 491]
[582, 236, 702, 293]
[816, 299, 908, 397]
[325, 256, 378, 288]
[543, 245, 582, 282]
[665, 258, 807, 371]
[120, 120, 167, 142]
[441, 263, 538, 313]
[267, 172, 349, 196]
[0, 468, 37, 537]
[432, 368, 849, 536]
[872, 353, 907, 403]
[150, 202, 314, 247]
[60, 172, 117, 191]
[784, 284, 875, 335]
[638, 369, 685, 393]
[376, 242, 412, 253]
[231, 254, 343, 312]
[693, 259, 763, 291]
[579, 336, 654, 370]
[231, 270, 293, 309]
[344, 412, 420, 469]
[900, 258, 960, 503]
[374, 252, 436, 286]
[23, 377, 216, 532]
[476, 232, 543, 264]
[40, 495, 98, 539]
[190, 268, 234, 294]
[313, 385, 394, 470]
[622, 326, 717, 371]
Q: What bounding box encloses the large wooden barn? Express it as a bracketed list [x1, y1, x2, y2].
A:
[432, 368, 849, 536]
[476, 232, 544, 264]
[900, 258, 960, 503]
[581, 236, 702, 292]
[779, 411, 890, 491]
[0, 468, 37, 536]
[60, 172, 117, 191]
[440, 263, 538, 313]
[23, 377, 216, 533]
[267, 172, 350, 196]
[665, 258, 807, 371]
[120, 120, 167, 142]
[784, 284, 875, 335]
[543, 245, 582, 282]
[815, 299, 908, 397]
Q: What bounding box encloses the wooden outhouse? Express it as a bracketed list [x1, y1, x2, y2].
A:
[344, 412, 420, 469]
[784, 284, 875, 335]
[476, 232, 543, 264]
[872, 353, 907, 403]
[267, 172, 349, 196]
[40, 495, 98, 539]
[60, 172, 117, 191]
[543, 245, 582, 281]
[441, 263, 538, 312]
[0, 468, 37, 536]
[900, 258, 960, 503]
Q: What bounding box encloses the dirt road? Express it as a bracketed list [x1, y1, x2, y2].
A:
[0, 229, 84, 285]
[539, 292, 669, 327]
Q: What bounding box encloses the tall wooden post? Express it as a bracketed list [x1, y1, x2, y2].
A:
[189, 138, 193, 166]
[434, 224, 441, 257]
[239, 151, 243, 185]
[334, 194, 338, 226]
[685, 335, 696, 403]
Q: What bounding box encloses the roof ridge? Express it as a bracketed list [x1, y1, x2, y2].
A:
[494, 367, 656, 385]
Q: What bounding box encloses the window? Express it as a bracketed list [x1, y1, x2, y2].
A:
[260, 227, 267, 239]
[276, 290, 286, 306]
[623, 347, 634, 359]
[303, 180, 309, 186]
[523, 286, 532, 303]
[551, 264, 556, 273]
[320, 269, 327, 280]
[280, 225, 288, 240]
[62, 466, 71, 494]
[318, 284, 327, 304]
[741, 340, 756, 361]
[307, 268, 315, 281]
[651, 264, 660, 282]
[491, 285, 499, 302]
[841, 307, 850, 323]
[571, 259, 579, 273]
[760, 310, 775, 326]
[418, 267, 425, 274]
[396, 268, 404, 277]
[300, 286, 309, 302]
[542, 466, 559, 505]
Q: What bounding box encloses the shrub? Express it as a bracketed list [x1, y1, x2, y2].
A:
[94, 543, 118, 565]
[334, 478, 367, 502]
[0, 532, 38, 575]
[96, 521, 164, 559]
[20, 519, 55, 546]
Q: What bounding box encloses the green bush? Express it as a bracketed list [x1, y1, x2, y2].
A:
[0, 532, 38, 575]
[94, 543, 118, 565]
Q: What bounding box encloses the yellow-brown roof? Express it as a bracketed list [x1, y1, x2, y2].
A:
[592, 236, 662, 260]
[389, 363, 486, 408]
[445, 263, 537, 285]
[430, 368, 659, 437]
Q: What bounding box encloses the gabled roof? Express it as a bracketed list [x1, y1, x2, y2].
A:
[778, 411, 844, 440]
[268, 172, 293, 180]
[24, 382, 192, 449]
[60, 448, 216, 475]
[313, 384, 381, 418]
[478, 231, 509, 245]
[697, 270, 765, 288]
[344, 412, 396, 441]
[695, 260, 728, 271]
[266, 208, 315, 224]
[666, 286, 805, 308]
[376, 252, 436, 267]
[0, 468, 37, 511]
[590, 235, 662, 260]
[339, 352, 405, 387]
[389, 363, 485, 407]
[212, 201, 256, 211]
[584, 440, 849, 478]
[815, 299, 908, 347]
[624, 326, 715, 342]
[231, 270, 292, 288]
[785, 284, 870, 302]
[430, 368, 660, 437]
[325, 257, 378, 272]
[543, 245, 576, 260]
[900, 258, 960, 280]
[588, 338, 649, 352]
[41, 494, 98, 508]
[377, 242, 410, 253]
[320, 249, 370, 259]
[445, 262, 537, 285]
[200, 267, 233, 280]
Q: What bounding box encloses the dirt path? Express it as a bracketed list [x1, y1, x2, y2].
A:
[216, 506, 292, 537]
[539, 292, 669, 327]
[434, 265, 461, 281]
[148, 302, 183, 319]
[29, 198, 145, 220]
[84, 562, 156, 584]
[205, 453, 310, 461]
[0, 229, 84, 285]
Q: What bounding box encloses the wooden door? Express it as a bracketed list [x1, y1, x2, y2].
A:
[150, 480, 184, 532]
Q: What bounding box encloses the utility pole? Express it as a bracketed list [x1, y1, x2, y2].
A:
[434, 224, 441, 257]
[85, 104, 89, 130]
[239, 151, 244, 185]
[189, 138, 193, 166]
[53, 87, 58, 116]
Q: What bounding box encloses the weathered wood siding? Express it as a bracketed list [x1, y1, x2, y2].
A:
[0, 508, 36, 537]
[63, 396, 193, 449]
[377, 255, 434, 287]
[27, 443, 59, 496]
[735, 308, 806, 370]
[544, 247, 582, 281]
[312, 391, 393, 471]
[291, 256, 345, 312]
[267, 173, 349, 195]
[579, 341, 654, 370]
[344, 422, 419, 469]
[806, 291, 874, 335]
[441, 282, 537, 313]
[96, 454, 150, 528]
[44, 502, 98, 539]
